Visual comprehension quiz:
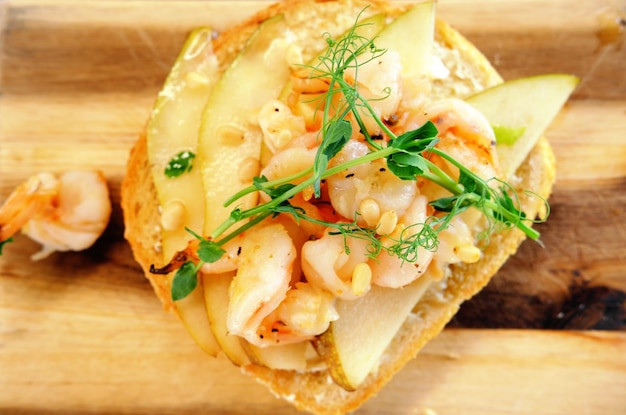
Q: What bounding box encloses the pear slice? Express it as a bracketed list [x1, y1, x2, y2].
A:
[307, 3, 436, 390]
[145, 27, 220, 356]
[314, 275, 433, 390]
[147, 27, 219, 258]
[241, 341, 309, 371]
[373, 1, 435, 78]
[173, 276, 220, 356]
[466, 74, 579, 180]
[202, 272, 251, 366]
[197, 15, 290, 235]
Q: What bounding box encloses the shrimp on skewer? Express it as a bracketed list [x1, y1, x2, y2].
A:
[0, 171, 112, 260]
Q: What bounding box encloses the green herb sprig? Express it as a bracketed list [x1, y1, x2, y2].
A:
[0, 237, 13, 256]
[165, 150, 196, 178]
[165, 13, 547, 301]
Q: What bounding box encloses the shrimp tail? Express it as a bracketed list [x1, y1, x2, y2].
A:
[0, 173, 57, 242]
[150, 244, 196, 275]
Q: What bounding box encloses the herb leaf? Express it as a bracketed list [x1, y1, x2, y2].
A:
[386, 152, 429, 180]
[165, 150, 196, 178]
[313, 119, 352, 196]
[493, 185, 526, 224]
[171, 261, 199, 301]
[387, 121, 439, 180]
[0, 237, 14, 255]
[184, 227, 226, 264]
[197, 240, 226, 263]
[254, 175, 298, 199]
[391, 120, 439, 152]
[429, 195, 459, 212]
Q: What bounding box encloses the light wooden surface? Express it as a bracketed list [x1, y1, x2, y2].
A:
[1, 0, 625, 414]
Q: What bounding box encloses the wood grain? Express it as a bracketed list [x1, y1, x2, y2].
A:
[1, 0, 625, 414]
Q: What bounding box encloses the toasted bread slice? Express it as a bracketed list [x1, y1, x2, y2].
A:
[121, 1, 556, 414]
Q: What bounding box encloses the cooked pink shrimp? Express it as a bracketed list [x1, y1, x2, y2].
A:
[404, 98, 499, 181]
[225, 223, 294, 345]
[256, 281, 338, 346]
[258, 99, 307, 153]
[433, 215, 482, 265]
[226, 223, 338, 347]
[260, 145, 317, 185]
[344, 50, 403, 136]
[290, 49, 403, 137]
[369, 195, 435, 288]
[0, 171, 111, 260]
[326, 139, 417, 224]
[301, 229, 373, 300]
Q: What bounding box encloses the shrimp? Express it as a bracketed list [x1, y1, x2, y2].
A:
[433, 215, 482, 265]
[369, 195, 435, 288]
[344, 50, 403, 136]
[326, 139, 417, 225]
[403, 98, 499, 184]
[258, 99, 307, 154]
[226, 223, 338, 347]
[260, 144, 317, 185]
[290, 50, 403, 137]
[0, 171, 111, 260]
[301, 229, 373, 300]
[256, 281, 338, 346]
[226, 223, 295, 346]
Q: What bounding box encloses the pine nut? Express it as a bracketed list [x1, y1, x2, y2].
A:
[455, 244, 481, 263]
[359, 198, 381, 227]
[217, 124, 245, 146]
[376, 210, 398, 235]
[351, 262, 372, 296]
[161, 200, 186, 231]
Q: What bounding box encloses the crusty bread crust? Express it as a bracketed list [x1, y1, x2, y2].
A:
[121, 1, 557, 414]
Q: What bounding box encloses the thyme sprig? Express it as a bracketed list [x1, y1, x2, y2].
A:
[167, 12, 547, 301]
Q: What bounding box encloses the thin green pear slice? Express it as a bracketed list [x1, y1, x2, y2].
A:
[374, 1, 435, 78]
[147, 27, 219, 259]
[241, 341, 309, 371]
[314, 275, 433, 390]
[197, 15, 290, 235]
[173, 276, 220, 356]
[466, 74, 579, 180]
[309, 3, 436, 390]
[202, 272, 251, 366]
[146, 27, 220, 356]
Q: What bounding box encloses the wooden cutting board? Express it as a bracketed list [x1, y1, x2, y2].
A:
[1, 1, 625, 414]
